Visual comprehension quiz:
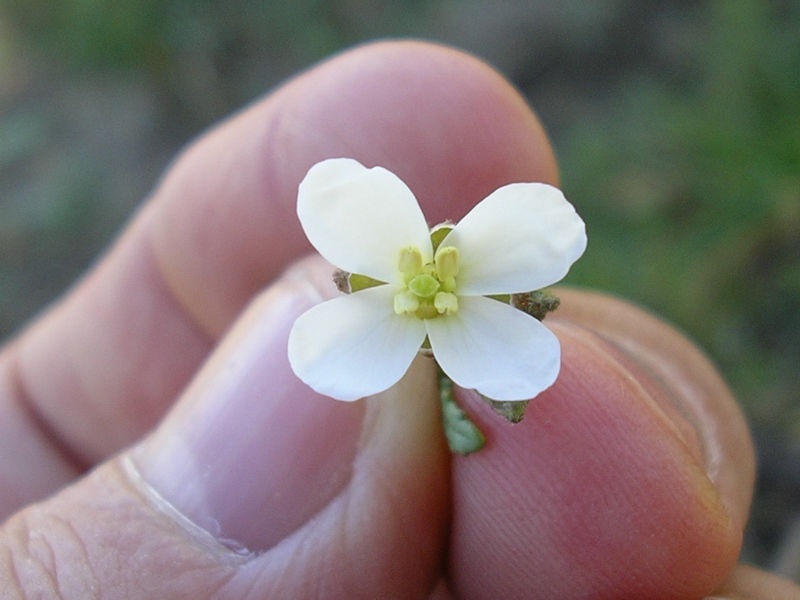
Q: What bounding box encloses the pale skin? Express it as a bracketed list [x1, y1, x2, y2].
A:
[0, 41, 798, 599]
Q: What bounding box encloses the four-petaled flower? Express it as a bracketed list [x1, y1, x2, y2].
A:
[288, 158, 587, 402]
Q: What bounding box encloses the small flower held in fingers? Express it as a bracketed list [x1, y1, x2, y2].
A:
[288, 158, 587, 451]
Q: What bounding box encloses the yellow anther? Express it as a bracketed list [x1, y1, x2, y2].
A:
[434, 292, 459, 315]
[398, 246, 424, 282]
[435, 246, 459, 283]
[395, 244, 460, 319]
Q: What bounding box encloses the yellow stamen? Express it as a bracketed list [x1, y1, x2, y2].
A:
[398, 246, 424, 283]
[434, 292, 459, 315]
[393, 242, 462, 319]
[435, 246, 459, 283]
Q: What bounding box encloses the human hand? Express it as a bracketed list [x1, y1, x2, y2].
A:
[1, 40, 798, 599]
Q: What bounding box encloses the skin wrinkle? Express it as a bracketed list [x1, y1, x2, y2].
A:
[48, 514, 99, 599]
[0, 530, 29, 592]
[6, 220, 215, 479]
[606, 333, 735, 508]
[150, 78, 371, 338]
[606, 332, 728, 489]
[1, 545, 24, 600]
[5, 514, 62, 599]
[3, 352, 90, 478]
[150, 94, 308, 338]
[10, 434, 241, 599]
[118, 456, 254, 566]
[140, 208, 221, 357]
[80, 460, 240, 594]
[149, 104, 278, 328]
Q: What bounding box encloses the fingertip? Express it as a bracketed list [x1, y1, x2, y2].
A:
[151, 40, 559, 336]
[555, 289, 756, 529]
[283, 40, 560, 217]
[1, 257, 451, 599]
[447, 298, 746, 599]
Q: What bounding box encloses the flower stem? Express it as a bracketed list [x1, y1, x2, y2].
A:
[438, 367, 486, 455]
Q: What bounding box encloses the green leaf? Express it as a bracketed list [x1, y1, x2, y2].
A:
[439, 369, 486, 455]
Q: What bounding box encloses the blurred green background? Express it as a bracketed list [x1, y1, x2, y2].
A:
[1, 0, 799, 572]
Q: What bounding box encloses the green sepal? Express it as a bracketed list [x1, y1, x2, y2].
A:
[512, 289, 561, 321]
[487, 293, 511, 304]
[430, 222, 453, 252]
[348, 273, 384, 292]
[439, 368, 486, 455]
[482, 395, 531, 424]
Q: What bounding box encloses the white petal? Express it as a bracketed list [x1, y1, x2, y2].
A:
[288, 285, 427, 401]
[298, 159, 433, 283]
[442, 183, 587, 295]
[425, 296, 560, 401]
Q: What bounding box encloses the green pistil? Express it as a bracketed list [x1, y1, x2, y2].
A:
[408, 273, 440, 298]
[415, 301, 439, 320]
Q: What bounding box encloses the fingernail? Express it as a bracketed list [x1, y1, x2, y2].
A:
[133, 269, 365, 553]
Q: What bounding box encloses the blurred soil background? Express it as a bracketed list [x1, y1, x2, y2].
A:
[0, 0, 799, 578]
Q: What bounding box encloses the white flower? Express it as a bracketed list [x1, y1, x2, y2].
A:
[288, 158, 587, 402]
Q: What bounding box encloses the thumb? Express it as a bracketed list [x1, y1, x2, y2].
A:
[1, 257, 450, 598]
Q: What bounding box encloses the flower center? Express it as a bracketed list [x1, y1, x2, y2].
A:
[394, 246, 460, 319]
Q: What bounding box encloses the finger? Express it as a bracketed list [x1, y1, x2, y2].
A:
[709, 563, 800, 599]
[2, 257, 451, 598]
[447, 290, 755, 599]
[0, 40, 559, 515]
